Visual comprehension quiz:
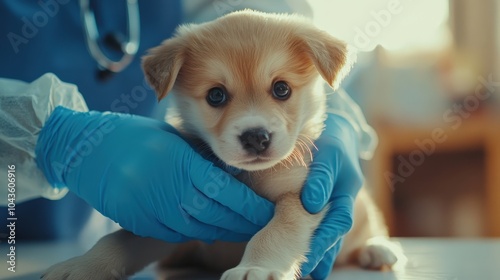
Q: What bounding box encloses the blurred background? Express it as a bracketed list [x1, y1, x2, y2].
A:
[311, 0, 500, 238]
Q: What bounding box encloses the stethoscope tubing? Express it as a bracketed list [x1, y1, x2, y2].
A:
[79, 0, 140, 73]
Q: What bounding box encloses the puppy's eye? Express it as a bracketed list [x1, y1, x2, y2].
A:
[272, 81, 291, 100]
[206, 87, 228, 107]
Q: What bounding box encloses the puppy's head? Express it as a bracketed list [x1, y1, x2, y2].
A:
[143, 10, 350, 171]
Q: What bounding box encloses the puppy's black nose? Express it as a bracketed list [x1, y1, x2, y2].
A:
[239, 128, 271, 154]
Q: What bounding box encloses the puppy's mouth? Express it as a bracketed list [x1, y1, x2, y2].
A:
[229, 155, 282, 171]
[211, 127, 295, 171]
[241, 156, 272, 165]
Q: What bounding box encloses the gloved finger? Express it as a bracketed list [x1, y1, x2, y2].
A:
[301, 130, 350, 213]
[143, 222, 191, 243]
[301, 195, 354, 274]
[301, 236, 336, 277]
[147, 213, 250, 245]
[301, 239, 338, 277]
[301, 160, 335, 214]
[190, 159, 274, 227]
[309, 243, 342, 280]
[173, 212, 254, 242]
[181, 189, 262, 235]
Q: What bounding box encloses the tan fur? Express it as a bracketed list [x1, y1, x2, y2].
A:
[42, 10, 403, 280]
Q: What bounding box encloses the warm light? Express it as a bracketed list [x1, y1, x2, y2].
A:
[311, 0, 450, 52]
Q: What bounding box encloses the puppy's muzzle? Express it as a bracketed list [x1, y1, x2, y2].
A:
[239, 127, 271, 154]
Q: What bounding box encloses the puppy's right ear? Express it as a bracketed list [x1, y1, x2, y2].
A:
[298, 29, 352, 90]
[142, 37, 184, 101]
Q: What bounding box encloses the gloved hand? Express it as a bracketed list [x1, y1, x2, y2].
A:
[300, 114, 364, 279]
[35, 106, 275, 243]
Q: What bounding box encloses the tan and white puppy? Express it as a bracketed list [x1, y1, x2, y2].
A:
[43, 10, 404, 280]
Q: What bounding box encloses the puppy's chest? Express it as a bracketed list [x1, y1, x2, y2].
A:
[175, 124, 319, 202]
[235, 157, 311, 203]
[237, 127, 325, 202]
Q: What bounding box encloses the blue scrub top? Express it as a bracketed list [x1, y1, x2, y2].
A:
[1, 0, 182, 116]
[0, 0, 182, 240]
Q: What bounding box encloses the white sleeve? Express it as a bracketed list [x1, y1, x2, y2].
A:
[0, 73, 88, 204]
[326, 88, 378, 160]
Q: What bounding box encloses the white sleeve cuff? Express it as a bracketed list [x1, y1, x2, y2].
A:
[0, 73, 88, 204]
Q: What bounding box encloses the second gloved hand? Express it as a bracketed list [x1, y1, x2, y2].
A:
[35, 106, 274, 243]
[300, 114, 364, 279]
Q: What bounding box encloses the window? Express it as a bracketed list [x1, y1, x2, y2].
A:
[310, 0, 450, 52]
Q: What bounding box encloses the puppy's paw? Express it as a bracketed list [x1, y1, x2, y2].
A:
[358, 237, 405, 270]
[41, 256, 124, 280]
[221, 266, 293, 280]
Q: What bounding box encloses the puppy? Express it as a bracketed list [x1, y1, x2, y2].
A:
[43, 10, 403, 280]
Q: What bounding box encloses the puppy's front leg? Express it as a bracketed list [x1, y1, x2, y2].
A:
[221, 193, 325, 280]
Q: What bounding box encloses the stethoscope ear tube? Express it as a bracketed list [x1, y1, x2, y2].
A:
[80, 0, 140, 75]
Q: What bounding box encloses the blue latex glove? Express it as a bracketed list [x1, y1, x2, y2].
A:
[35, 106, 274, 243]
[300, 114, 364, 280]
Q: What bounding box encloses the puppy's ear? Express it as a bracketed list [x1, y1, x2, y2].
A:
[300, 30, 352, 89]
[142, 37, 184, 101]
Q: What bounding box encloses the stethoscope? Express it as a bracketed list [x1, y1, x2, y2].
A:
[79, 0, 140, 80]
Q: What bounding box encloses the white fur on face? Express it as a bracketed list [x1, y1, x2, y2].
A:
[212, 107, 294, 171]
[171, 92, 297, 171]
[172, 75, 326, 172]
[167, 21, 331, 172]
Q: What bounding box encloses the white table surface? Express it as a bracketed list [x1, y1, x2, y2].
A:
[0, 238, 498, 280]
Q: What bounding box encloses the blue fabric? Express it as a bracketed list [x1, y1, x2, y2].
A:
[0, 192, 93, 241]
[1, 0, 182, 116]
[0, 0, 182, 240]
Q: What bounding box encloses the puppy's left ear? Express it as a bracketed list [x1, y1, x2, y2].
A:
[300, 30, 353, 89]
[142, 37, 184, 101]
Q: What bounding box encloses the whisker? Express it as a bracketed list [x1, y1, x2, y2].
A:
[296, 136, 314, 162]
[299, 134, 316, 148]
[296, 140, 306, 154]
